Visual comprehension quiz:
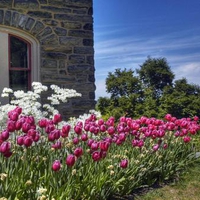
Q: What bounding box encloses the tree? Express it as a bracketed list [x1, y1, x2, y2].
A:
[106, 68, 141, 98]
[137, 57, 175, 98]
[160, 78, 200, 118]
[96, 57, 200, 119]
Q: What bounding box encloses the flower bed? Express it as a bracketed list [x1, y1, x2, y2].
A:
[0, 83, 199, 200]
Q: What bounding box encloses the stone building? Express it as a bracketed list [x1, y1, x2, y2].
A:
[0, 0, 95, 119]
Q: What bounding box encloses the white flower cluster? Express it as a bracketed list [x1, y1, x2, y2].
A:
[0, 82, 82, 128]
[1, 88, 13, 97]
[47, 84, 82, 105]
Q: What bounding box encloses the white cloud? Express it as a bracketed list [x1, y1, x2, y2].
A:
[94, 28, 200, 99]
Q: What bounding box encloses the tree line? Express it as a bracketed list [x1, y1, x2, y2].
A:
[96, 57, 200, 119]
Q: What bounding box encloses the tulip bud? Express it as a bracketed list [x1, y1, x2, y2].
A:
[72, 137, 79, 145]
[120, 159, 128, 168]
[1, 130, 9, 141]
[53, 114, 62, 124]
[92, 151, 101, 162]
[66, 154, 76, 167]
[81, 133, 88, 141]
[0, 141, 11, 153]
[52, 160, 61, 171]
[74, 147, 83, 158]
[23, 136, 33, 147]
[17, 136, 24, 146]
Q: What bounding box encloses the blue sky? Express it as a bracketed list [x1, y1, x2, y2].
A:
[93, 0, 200, 99]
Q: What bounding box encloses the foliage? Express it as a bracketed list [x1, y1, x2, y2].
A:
[96, 57, 200, 120]
[136, 158, 200, 200]
[0, 83, 200, 199]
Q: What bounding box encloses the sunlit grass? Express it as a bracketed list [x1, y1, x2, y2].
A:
[135, 158, 200, 200]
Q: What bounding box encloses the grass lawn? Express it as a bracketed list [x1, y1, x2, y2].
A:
[134, 158, 200, 200]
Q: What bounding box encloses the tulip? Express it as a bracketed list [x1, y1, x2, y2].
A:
[25, 116, 35, 125]
[74, 125, 82, 135]
[52, 141, 62, 149]
[32, 133, 40, 142]
[81, 133, 88, 141]
[53, 114, 62, 124]
[45, 124, 55, 134]
[153, 144, 159, 151]
[23, 136, 33, 147]
[98, 118, 104, 126]
[9, 111, 19, 121]
[120, 159, 128, 168]
[74, 147, 83, 158]
[163, 143, 168, 149]
[7, 120, 16, 132]
[1, 130, 9, 141]
[0, 141, 11, 153]
[107, 126, 115, 135]
[137, 140, 144, 148]
[100, 124, 106, 132]
[62, 125, 71, 136]
[22, 122, 31, 133]
[92, 151, 101, 161]
[38, 118, 48, 128]
[72, 137, 79, 145]
[52, 160, 61, 171]
[17, 136, 24, 146]
[99, 141, 110, 151]
[84, 124, 90, 131]
[66, 154, 76, 167]
[15, 120, 23, 130]
[91, 142, 99, 151]
[183, 136, 191, 143]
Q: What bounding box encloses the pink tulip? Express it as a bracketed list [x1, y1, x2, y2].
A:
[23, 136, 33, 147]
[183, 136, 191, 143]
[107, 126, 115, 135]
[0, 141, 11, 153]
[17, 136, 24, 146]
[1, 130, 9, 141]
[72, 137, 79, 145]
[52, 160, 61, 171]
[91, 142, 99, 151]
[92, 151, 101, 161]
[7, 120, 16, 132]
[38, 118, 48, 128]
[81, 133, 88, 141]
[15, 120, 23, 130]
[99, 141, 110, 151]
[62, 125, 71, 136]
[74, 125, 82, 135]
[74, 147, 83, 157]
[66, 154, 76, 167]
[153, 144, 159, 151]
[120, 159, 128, 168]
[22, 123, 31, 133]
[53, 114, 62, 124]
[25, 116, 35, 125]
[52, 141, 62, 149]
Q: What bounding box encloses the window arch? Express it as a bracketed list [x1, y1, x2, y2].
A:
[9, 35, 31, 91]
[0, 26, 40, 104]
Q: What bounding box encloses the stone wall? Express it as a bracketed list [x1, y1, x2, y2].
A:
[0, 0, 95, 119]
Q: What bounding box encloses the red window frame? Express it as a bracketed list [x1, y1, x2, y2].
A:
[8, 34, 31, 91]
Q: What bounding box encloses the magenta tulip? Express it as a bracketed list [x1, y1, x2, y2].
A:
[66, 154, 76, 167]
[120, 159, 128, 168]
[52, 160, 61, 171]
[74, 147, 83, 158]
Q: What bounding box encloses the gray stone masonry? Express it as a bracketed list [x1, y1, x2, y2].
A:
[0, 0, 95, 119]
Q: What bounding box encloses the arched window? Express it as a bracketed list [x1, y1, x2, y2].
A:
[0, 27, 40, 104]
[9, 35, 31, 91]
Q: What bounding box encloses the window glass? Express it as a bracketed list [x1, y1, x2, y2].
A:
[10, 36, 28, 68]
[9, 71, 29, 91]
